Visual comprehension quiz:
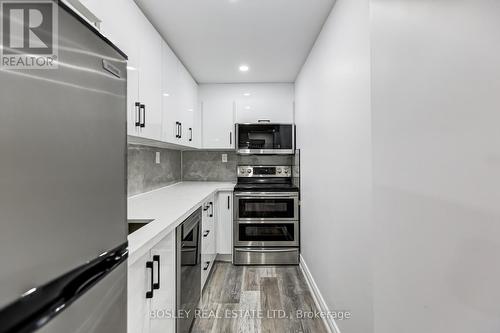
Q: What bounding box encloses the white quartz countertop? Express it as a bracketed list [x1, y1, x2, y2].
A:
[127, 181, 235, 265]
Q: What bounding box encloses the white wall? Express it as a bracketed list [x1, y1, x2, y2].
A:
[294, 0, 372, 332]
[371, 1, 500, 332]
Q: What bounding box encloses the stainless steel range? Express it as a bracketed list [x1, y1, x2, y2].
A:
[233, 166, 300, 265]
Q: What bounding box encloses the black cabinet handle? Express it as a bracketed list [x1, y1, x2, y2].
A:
[146, 261, 154, 299]
[203, 230, 210, 237]
[229, 131, 232, 145]
[203, 261, 210, 271]
[189, 128, 192, 142]
[203, 204, 209, 211]
[140, 104, 145, 128]
[227, 195, 230, 210]
[153, 255, 160, 290]
[209, 202, 213, 217]
[179, 122, 182, 138]
[175, 122, 180, 138]
[135, 102, 140, 127]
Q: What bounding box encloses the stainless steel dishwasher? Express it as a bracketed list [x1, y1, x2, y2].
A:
[176, 207, 202, 333]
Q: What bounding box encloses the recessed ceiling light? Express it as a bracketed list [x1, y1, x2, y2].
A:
[243, 92, 251, 96]
[244, 106, 251, 110]
[239, 65, 249, 72]
[163, 93, 170, 97]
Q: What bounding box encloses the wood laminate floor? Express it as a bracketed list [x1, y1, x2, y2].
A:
[191, 262, 329, 333]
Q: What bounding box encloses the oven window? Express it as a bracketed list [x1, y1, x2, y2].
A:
[238, 223, 295, 242]
[237, 124, 293, 150]
[238, 198, 295, 219]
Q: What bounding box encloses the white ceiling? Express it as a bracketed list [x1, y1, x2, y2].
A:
[134, 0, 335, 83]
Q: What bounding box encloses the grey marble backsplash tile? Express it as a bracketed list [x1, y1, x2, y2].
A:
[128, 145, 181, 196]
[182, 151, 294, 182]
[238, 154, 293, 166]
[182, 151, 238, 181]
[128, 144, 298, 196]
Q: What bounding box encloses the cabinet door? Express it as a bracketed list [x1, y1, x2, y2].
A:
[136, 16, 162, 141]
[216, 191, 233, 255]
[202, 99, 235, 149]
[161, 41, 181, 143]
[150, 233, 176, 333]
[184, 76, 199, 148]
[201, 197, 216, 288]
[78, 0, 141, 137]
[235, 97, 293, 123]
[177, 65, 196, 146]
[128, 251, 152, 333]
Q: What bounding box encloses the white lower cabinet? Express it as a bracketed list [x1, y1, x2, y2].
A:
[201, 196, 216, 288]
[128, 232, 175, 333]
[128, 190, 233, 332]
[216, 191, 233, 255]
[128, 250, 153, 333]
[150, 232, 176, 333]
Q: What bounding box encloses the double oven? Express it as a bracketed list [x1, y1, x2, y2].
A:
[233, 166, 299, 265]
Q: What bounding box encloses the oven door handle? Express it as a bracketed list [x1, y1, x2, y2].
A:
[236, 220, 298, 224]
[234, 192, 298, 197]
[234, 248, 298, 253]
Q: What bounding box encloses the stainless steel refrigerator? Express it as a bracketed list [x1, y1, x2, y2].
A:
[0, 2, 128, 332]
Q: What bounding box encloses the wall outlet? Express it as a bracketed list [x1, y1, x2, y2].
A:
[222, 154, 228, 163]
[155, 152, 161, 164]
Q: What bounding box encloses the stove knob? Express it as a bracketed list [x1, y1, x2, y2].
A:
[277, 168, 282, 174]
[247, 169, 251, 174]
[284, 169, 289, 174]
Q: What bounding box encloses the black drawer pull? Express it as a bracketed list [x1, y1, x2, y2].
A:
[203, 230, 210, 237]
[209, 202, 213, 217]
[146, 261, 154, 299]
[203, 261, 210, 270]
[153, 255, 160, 290]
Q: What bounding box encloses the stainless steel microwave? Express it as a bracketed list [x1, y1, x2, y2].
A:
[235, 123, 295, 154]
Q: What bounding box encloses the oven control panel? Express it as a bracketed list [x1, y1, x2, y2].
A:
[237, 166, 292, 177]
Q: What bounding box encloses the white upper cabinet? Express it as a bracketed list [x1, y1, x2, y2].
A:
[78, 0, 142, 137]
[178, 65, 199, 148]
[201, 98, 235, 149]
[161, 41, 181, 144]
[78, 0, 198, 146]
[161, 43, 199, 148]
[234, 84, 295, 123]
[135, 14, 162, 141]
[200, 84, 294, 149]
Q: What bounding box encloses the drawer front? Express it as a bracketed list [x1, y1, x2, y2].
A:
[233, 247, 299, 265]
[201, 254, 215, 288]
[201, 228, 215, 254]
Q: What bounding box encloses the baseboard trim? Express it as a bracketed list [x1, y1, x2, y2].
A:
[299, 254, 341, 333]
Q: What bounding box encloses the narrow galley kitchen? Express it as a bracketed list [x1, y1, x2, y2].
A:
[1, 0, 499, 333]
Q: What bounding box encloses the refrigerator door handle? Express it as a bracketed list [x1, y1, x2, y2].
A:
[0, 242, 128, 333]
[146, 261, 154, 298]
[153, 255, 160, 290]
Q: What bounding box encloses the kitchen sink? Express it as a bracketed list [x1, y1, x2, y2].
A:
[127, 219, 154, 235]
